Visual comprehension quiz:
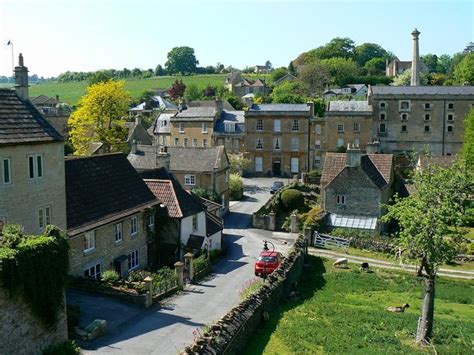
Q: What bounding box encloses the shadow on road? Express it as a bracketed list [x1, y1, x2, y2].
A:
[244, 184, 269, 194]
[225, 211, 252, 229]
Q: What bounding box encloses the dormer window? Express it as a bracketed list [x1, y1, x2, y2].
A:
[225, 122, 235, 133]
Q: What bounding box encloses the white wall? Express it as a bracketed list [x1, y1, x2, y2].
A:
[180, 211, 206, 246]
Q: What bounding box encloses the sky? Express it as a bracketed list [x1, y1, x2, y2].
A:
[0, 0, 473, 77]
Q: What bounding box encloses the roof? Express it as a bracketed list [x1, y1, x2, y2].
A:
[168, 146, 228, 172]
[127, 144, 163, 171]
[65, 153, 159, 234]
[171, 106, 217, 121]
[417, 154, 457, 171]
[346, 84, 366, 91]
[153, 113, 174, 134]
[328, 213, 378, 231]
[0, 89, 63, 146]
[206, 211, 223, 237]
[30, 95, 59, 106]
[247, 104, 311, 116]
[214, 110, 245, 134]
[186, 235, 205, 250]
[321, 152, 393, 189]
[226, 71, 242, 85]
[274, 73, 297, 85]
[198, 195, 223, 212]
[130, 95, 177, 112]
[144, 177, 205, 219]
[242, 93, 255, 99]
[326, 101, 372, 114]
[370, 86, 474, 96]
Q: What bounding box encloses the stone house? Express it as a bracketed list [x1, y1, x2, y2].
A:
[368, 85, 474, 156]
[320, 147, 394, 232]
[225, 71, 269, 97]
[385, 57, 428, 77]
[245, 103, 313, 177]
[213, 109, 245, 153]
[65, 153, 160, 278]
[0, 55, 67, 235]
[323, 84, 368, 100]
[254, 65, 271, 74]
[30, 94, 71, 138]
[125, 116, 153, 146]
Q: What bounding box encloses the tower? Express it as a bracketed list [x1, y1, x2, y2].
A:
[410, 28, 420, 86]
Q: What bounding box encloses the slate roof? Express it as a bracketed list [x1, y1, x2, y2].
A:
[186, 235, 205, 250]
[127, 144, 163, 171]
[206, 211, 223, 237]
[168, 146, 228, 172]
[0, 89, 63, 146]
[321, 152, 393, 189]
[30, 95, 59, 106]
[226, 71, 242, 85]
[370, 86, 474, 96]
[346, 84, 366, 92]
[326, 101, 372, 114]
[214, 110, 245, 134]
[153, 113, 174, 134]
[247, 104, 311, 116]
[65, 153, 159, 235]
[171, 106, 217, 121]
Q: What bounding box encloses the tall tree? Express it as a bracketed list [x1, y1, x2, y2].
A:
[299, 61, 331, 94]
[355, 42, 388, 67]
[165, 46, 199, 75]
[364, 57, 386, 75]
[420, 54, 439, 73]
[184, 83, 201, 102]
[69, 81, 131, 155]
[310, 37, 356, 60]
[265, 60, 273, 70]
[288, 61, 297, 75]
[88, 70, 113, 85]
[462, 108, 474, 168]
[382, 163, 472, 345]
[169, 80, 186, 101]
[155, 64, 166, 76]
[271, 81, 305, 104]
[454, 53, 474, 85]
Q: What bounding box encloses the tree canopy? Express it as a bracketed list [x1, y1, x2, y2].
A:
[462, 108, 474, 168]
[169, 80, 186, 101]
[271, 81, 306, 104]
[354, 42, 388, 67]
[69, 80, 131, 155]
[165, 46, 199, 75]
[454, 53, 474, 85]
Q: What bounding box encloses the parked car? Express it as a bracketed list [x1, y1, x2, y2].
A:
[255, 251, 283, 277]
[270, 181, 284, 194]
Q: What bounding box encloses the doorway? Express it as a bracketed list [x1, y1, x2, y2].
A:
[273, 160, 281, 176]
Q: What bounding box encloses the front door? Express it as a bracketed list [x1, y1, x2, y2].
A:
[273, 160, 281, 177]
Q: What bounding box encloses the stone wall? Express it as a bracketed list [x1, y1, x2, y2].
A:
[182, 235, 306, 354]
[0, 288, 67, 354]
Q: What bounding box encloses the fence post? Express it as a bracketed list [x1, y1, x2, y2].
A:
[174, 261, 185, 289]
[143, 276, 153, 308]
[184, 252, 194, 283]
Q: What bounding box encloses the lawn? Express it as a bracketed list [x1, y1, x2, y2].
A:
[243, 256, 474, 354]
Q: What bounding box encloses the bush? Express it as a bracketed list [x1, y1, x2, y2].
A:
[281, 189, 304, 211]
[127, 269, 151, 283]
[42, 341, 80, 355]
[229, 174, 244, 200]
[193, 254, 210, 275]
[102, 270, 120, 284]
[300, 206, 325, 230]
[308, 169, 319, 178]
[153, 267, 177, 294]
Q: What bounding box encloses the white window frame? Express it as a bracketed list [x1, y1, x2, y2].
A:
[183, 138, 189, 147]
[225, 122, 235, 133]
[84, 262, 101, 279]
[379, 102, 386, 110]
[192, 214, 198, 231]
[202, 123, 208, 133]
[185, 174, 196, 186]
[84, 230, 96, 253]
[130, 216, 138, 236]
[424, 125, 431, 133]
[292, 120, 299, 132]
[379, 113, 386, 121]
[447, 114, 454, 122]
[424, 103, 431, 110]
[290, 157, 299, 174]
[447, 125, 454, 133]
[128, 249, 139, 271]
[255, 157, 263, 172]
[38, 205, 51, 230]
[337, 124, 344, 133]
[315, 124, 321, 135]
[115, 223, 123, 243]
[148, 214, 155, 228]
[179, 123, 185, 133]
[28, 154, 44, 180]
[447, 102, 454, 110]
[2, 158, 11, 185]
[336, 195, 346, 205]
[291, 137, 299, 151]
[424, 113, 431, 121]
[274, 119, 281, 133]
[256, 119, 263, 131]
[337, 138, 344, 148]
[256, 138, 263, 150]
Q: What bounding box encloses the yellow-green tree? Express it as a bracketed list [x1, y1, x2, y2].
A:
[69, 80, 131, 155]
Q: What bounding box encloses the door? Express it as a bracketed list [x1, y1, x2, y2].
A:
[273, 160, 281, 176]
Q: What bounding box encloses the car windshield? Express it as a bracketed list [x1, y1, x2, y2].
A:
[258, 256, 277, 263]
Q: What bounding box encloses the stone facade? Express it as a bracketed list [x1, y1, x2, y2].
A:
[170, 119, 215, 148]
[0, 142, 66, 234]
[0, 288, 67, 354]
[68, 211, 150, 278]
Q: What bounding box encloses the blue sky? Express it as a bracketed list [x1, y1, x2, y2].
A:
[0, 0, 473, 77]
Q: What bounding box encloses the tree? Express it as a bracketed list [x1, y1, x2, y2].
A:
[355, 42, 388, 67]
[69, 80, 131, 155]
[428, 73, 448, 86]
[184, 83, 201, 102]
[288, 61, 297, 75]
[436, 54, 453, 74]
[165, 46, 199, 75]
[299, 61, 331, 94]
[271, 81, 305, 104]
[155, 65, 166, 76]
[169, 80, 186, 101]
[88, 70, 113, 85]
[270, 67, 288, 83]
[382, 163, 472, 344]
[229, 173, 244, 200]
[309, 37, 356, 60]
[364, 57, 386, 75]
[462, 108, 474, 168]
[323, 57, 360, 86]
[420, 54, 438, 73]
[202, 85, 216, 98]
[265, 60, 273, 70]
[229, 154, 251, 174]
[454, 53, 474, 85]
[392, 69, 428, 86]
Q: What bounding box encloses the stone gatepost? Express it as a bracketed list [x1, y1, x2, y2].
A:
[290, 212, 299, 233]
[268, 212, 276, 231]
[143, 276, 153, 308]
[184, 252, 194, 283]
[174, 261, 185, 289]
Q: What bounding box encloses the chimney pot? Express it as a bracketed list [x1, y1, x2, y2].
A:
[346, 146, 361, 167]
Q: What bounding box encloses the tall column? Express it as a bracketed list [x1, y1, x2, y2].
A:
[411, 28, 421, 86]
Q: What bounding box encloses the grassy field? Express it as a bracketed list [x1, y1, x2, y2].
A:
[243, 256, 473, 354]
[28, 74, 230, 105]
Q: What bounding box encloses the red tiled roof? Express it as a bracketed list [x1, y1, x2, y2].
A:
[320, 153, 346, 185]
[144, 179, 183, 218]
[367, 154, 393, 185]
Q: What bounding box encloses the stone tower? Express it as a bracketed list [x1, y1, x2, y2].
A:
[410, 28, 420, 86]
[14, 53, 29, 101]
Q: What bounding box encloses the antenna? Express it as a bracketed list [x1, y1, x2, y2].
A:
[6, 40, 14, 73]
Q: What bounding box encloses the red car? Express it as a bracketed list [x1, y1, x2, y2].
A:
[255, 251, 283, 277]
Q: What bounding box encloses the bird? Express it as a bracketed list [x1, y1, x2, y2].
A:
[386, 303, 410, 313]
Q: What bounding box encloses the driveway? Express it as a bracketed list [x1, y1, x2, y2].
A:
[71, 177, 296, 354]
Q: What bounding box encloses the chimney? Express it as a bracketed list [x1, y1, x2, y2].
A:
[306, 102, 314, 118]
[14, 53, 29, 101]
[346, 144, 362, 167]
[366, 140, 380, 154]
[131, 140, 138, 154]
[135, 115, 141, 126]
[215, 99, 223, 115]
[157, 146, 170, 171]
[411, 28, 421, 86]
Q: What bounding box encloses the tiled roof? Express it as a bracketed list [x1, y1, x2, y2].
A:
[65, 153, 159, 234]
[0, 89, 63, 146]
[198, 195, 223, 213]
[247, 104, 311, 116]
[206, 211, 223, 237]
[168, 146, 228, 172]
[321, 152, 393, 189]
[417, 154, 457, 171]
[127, 144, 163, 171]
[327, 101, 372, 113]
[144, 179, 183, 218]
[370, 86, 474, 96]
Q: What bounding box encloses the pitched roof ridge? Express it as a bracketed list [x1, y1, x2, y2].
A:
[144, 178, 183, 218]
[367, 154, 393, 184]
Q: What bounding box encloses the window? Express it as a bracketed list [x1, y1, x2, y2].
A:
[255, 157, 263, 172]
[315, 140, 321, 150]
[424, 103, 431, 110]
[130, 216, 138, 235]
[447, 125, 454, 133]
[354, 138, 360, 147]
[315, 156, 321, 167]
[192, 214, 198, 231]
[401, 125, 407, 133]
[337, 138, 344, 148]
[447, 114, 454, 121]
[84, 263, 101, 279]
[274, 119, 281, 132]
[128, 250, 139, 271]
[379, 123, 386, 133]
[256, 119, 263, 131]
[424, 125, 431, 133]
[179, 123, 185, 133]
[424, 114, 431, 121]
[193, 138, 198, 147]
[316, 124, 321, 134]
[185, 174, 196, 186]
[400, 113, 408, 121]
[115, 223, 123, 243]
[337, 124, 344, 133]
[83, 231, 96, 252]
[183, 138, 188, 147]
[202, 139, 208, 147]
[148, 214, 155, 228]
[28, 154, 43, 180]
[291, 137, 299, 151]
[447, 102, 454, 110]
[174, 138, 179, 146]
[379, 102, 386, 110]
[2, 158, 11, 185]
[225, 122, 235, 133]
[400, 101, 410, 111]
[353, 122, 360, 132]
[202, 123, 208, 133]
[38, 206, 51, 230]
[379, 113, 386, 120]
[274, 137, 281, 150]
[256, 138, 263, 150]
[292, 120, 299, 131]
[290, 158, 299, 173]
[336, 195, 346, 205]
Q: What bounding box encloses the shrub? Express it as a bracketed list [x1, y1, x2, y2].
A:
[193, 254, 210, 275]
[102, 270, 120, 284]
[300, 206, 325, 230]
[229, 173, 244, 200]
[239, 278, 264, 300]
[42, 340, 80, 355]
[127, 269, 151, 283]
[308, 169, 319, 178]
[281, 189, 304, 211]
